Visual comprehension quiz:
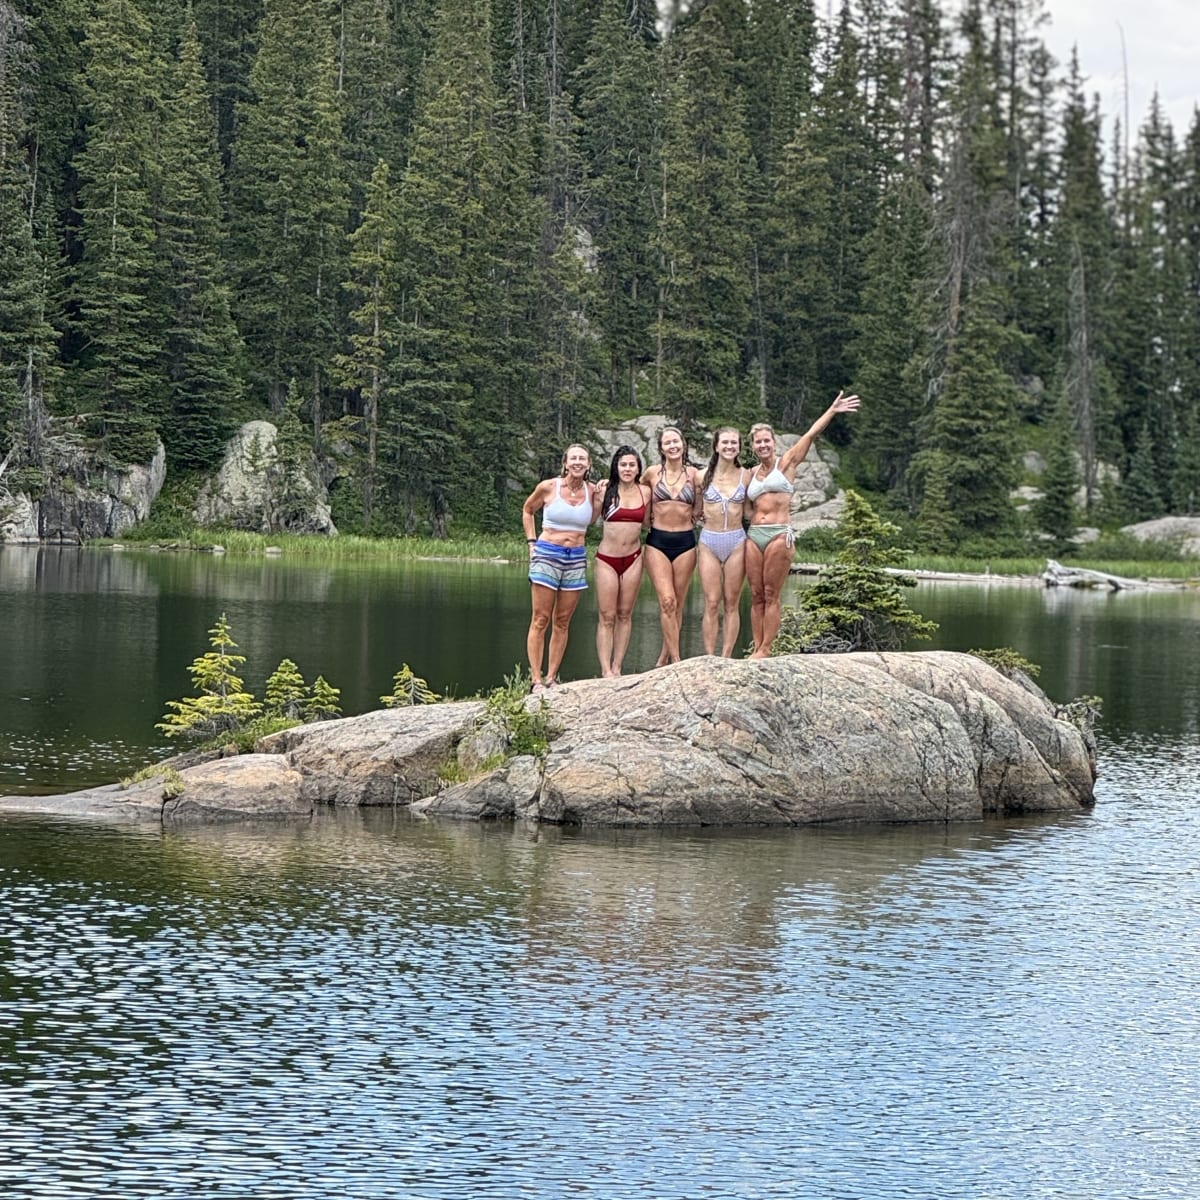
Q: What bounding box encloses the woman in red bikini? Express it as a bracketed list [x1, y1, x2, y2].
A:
[593, 446, 652, 677]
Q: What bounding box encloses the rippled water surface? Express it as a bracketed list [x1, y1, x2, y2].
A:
[3, 732, 1199, 1199]
[4, 551, 1200, 1195]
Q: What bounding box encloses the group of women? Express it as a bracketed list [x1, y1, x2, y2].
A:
[522, 391, 861, 692]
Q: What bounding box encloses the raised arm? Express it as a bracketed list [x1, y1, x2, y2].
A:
[779, 391, 861, 472]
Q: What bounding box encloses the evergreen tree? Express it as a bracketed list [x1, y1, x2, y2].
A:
[305, 675, 342, 722]
[190, 0, 261, 165]
[72, 0, 166, 462]
[1051, 59, 1117, 513]
[382, 0, 505, 533]
[1032, 393, 1080, 549]
[574, 0, 660, 407]
[0, 3, 57, 469]
[264, 656, 307, 719]
[1119, 422, 1164, 522]
[758, 118, 832, 426]
[848, 169, 936, 494]
[333, 158, 397, 529]
[158, 18, 243, 472]
[775, 490, 936, 654]
[914, 290, 1020, 548]
[653, 0, 755, 429]
[228, 0, 348, 421]
[803, 2, 877, 404]
[18, 0, 88, 220]
[741, 0, 817, 177]
[334, 0, 409, 224]
[156, 613, 262, 739]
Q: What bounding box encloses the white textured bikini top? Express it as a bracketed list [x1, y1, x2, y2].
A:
[746, 460, 795, 502]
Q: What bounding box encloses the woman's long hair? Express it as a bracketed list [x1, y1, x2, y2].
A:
[603, 445, 643, 518]
[702, 426, 741, 492]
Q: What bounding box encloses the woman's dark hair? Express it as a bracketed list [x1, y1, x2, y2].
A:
[702, 426, 741, 492]
[603, 445, 643, 517]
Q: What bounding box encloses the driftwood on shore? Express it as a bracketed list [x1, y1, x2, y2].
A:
[1042, 558, 1168, 591]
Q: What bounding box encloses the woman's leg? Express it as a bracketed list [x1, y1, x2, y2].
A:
[610, 554, 645, 675]
[750, 536, 794, 659]
[527, 584, 557, 684]
[545, 587, 583, 683]
[745, 540, 766, 655]
[720, 540, 747, 657]
[668, 548, 697, 663]
[697, 542, 724, 656]
[643, 546, 681, 667]
[595, 558, 619, 677]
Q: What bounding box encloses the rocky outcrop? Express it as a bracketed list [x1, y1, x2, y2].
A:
[1120, 516, 1200, 557]
[1, 441, 166, 544]
[192, 420, 336, 535]
[1, 653, 1095, 828]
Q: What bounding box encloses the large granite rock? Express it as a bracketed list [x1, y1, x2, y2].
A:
[1, 441, 166, 544]
[1120, 516, 1200, 557]
[0, 755, 309, 823]
[2, 653, 1095, 828]
[417, 653, 1095, 826]
[193, 420, 337, 535]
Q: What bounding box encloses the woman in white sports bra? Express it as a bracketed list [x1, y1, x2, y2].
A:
[697, 427, 749, 656]
[521, 443, 597, 692]
[745, 391, 860, 659]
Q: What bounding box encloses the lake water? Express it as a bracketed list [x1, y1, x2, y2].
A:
[2, 546, 1199, 1198]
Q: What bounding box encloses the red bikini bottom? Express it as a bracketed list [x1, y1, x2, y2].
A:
[595, 548, 642, 577]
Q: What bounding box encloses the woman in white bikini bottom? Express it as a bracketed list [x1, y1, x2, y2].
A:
[698, 526, 746, 563]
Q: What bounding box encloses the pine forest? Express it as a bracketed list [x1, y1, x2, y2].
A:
[1, 0, 1198, 550]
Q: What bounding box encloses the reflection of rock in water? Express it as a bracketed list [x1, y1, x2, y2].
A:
[3, 652, 1095, 832]
[0, 543, 158, 596]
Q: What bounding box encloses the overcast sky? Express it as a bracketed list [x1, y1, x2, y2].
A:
[1032, 1, 1196, 140]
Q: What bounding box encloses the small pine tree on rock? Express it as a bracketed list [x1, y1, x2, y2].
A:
[774, 491, 937, 654]
[305, 675, 342, 722]
[380, 664, 441, 707]
[156, 613, 262, 739]
[264, 658, 308, 719]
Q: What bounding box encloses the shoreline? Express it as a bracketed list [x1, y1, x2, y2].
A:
[3, 537, 1196, 588]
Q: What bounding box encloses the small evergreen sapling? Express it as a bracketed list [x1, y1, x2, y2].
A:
[156, 613, 262, 739]
[774, 491, 937, 654]
[264, 657, 308, 719]
[305, 675, 342, 722]
[380, 664, 441, 706]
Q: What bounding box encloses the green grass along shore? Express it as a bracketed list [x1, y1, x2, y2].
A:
[99, 526, 1200, 584]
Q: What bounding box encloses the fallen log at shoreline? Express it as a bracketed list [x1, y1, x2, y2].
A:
[1041, 558, 1171, 591]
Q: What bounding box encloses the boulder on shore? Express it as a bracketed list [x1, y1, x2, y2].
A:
[0, 653, 1095, 828]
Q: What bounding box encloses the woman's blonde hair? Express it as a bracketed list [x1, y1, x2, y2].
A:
[748, 422, 776, 443]
[559, 444, 591, 477]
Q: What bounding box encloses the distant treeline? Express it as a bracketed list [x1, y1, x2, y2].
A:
[0, 0, 1197, 546]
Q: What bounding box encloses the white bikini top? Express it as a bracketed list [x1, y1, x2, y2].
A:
[746, 459, 795, 502]
[541, 478, 593, 532]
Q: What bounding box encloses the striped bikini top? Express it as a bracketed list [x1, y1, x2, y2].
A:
[542, 478, 593, 532]
[653, 469, 696, 505]
[703, 471, 748, 515]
